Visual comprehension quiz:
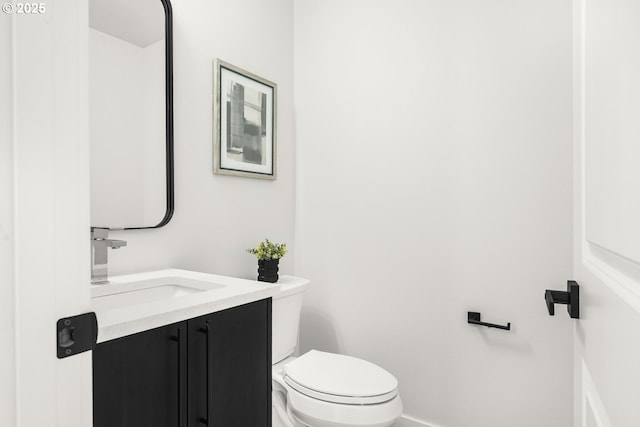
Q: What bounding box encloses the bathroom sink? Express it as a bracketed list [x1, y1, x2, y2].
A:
[90, 273, 229, 312]
[91, 281, 220, 311]
[90, 269, 281, 343]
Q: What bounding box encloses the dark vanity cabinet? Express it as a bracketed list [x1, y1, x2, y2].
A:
[93, 320, 185, 427]
[93, 299, 272, 427]
[187, 298, 272, 426]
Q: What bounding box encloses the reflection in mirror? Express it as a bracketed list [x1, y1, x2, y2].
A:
[89, 0, 173, 229]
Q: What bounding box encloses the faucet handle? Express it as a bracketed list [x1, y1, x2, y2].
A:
[107, 240, 127, 249]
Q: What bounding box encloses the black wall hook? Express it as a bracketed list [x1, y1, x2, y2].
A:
[545, 280, 579, 319]
[467, 312, 511, 331]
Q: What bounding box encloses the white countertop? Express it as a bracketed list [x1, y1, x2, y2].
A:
[91, 269, 298, 343]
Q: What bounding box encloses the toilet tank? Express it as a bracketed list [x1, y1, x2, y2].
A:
[272, 276, 310, 364]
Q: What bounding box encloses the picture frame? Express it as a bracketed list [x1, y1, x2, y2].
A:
[214, 59, 277, 180]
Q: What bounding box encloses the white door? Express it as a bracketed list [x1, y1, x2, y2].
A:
[1, 1, 93, 426]
[572, 0, 640, 426]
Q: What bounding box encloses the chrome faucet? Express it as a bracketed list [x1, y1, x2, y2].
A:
[91, 227, 127, 284]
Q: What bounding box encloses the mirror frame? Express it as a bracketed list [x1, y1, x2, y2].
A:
[111, 0, 174, 231]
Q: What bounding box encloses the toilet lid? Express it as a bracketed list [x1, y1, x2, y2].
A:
[283, 350, 398, 405]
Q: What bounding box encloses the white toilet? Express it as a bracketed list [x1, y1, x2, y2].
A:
[272, 277, 403, 427]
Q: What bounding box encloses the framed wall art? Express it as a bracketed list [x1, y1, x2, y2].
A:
[214, 59, 277, 179]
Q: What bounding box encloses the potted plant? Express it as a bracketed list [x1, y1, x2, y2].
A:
[247, 238, 287, 283]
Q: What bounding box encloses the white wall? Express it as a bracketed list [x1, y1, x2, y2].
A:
[107, 0, 296, 279]
[294, 1, 573, 426]
[0, 10, 16, 427]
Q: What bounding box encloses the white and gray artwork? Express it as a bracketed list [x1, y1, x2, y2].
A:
[226, 82, 268, 166]
[215, 59, 276, 179]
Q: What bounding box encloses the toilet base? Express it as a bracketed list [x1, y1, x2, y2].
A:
[273, 390, 299, 427]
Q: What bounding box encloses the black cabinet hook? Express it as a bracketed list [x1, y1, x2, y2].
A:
[467, 312, 511, 331]
[545, 280, 579, 319]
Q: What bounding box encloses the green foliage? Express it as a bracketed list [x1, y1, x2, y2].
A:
[247, 238, 287, 261]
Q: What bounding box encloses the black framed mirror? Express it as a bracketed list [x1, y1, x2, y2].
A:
[89, 0, 174, 230]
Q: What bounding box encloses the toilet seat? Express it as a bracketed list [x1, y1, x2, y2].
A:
[283, 350, 399, 405]
[273, 351, 403, 427]
[285, 377, 398, 405]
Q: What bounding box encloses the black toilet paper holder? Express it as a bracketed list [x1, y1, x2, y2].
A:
[467, 311, 511, 331]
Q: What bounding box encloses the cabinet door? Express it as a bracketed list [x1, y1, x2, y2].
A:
[188, 298, 272, 427]
[93, 321, 187, 427]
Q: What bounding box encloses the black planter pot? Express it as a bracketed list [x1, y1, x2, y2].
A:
[257, 259, 279, 283]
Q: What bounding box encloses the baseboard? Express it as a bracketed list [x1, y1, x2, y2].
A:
[395, 414, 443, 427]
